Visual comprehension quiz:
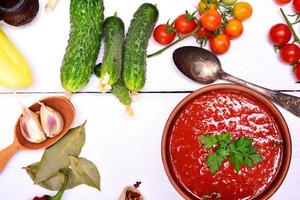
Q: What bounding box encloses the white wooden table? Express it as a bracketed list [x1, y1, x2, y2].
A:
[0, 0, 299, 199]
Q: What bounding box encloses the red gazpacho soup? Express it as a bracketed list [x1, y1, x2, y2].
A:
[168, 89, 283, 200]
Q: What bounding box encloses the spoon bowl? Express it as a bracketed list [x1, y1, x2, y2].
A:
[173, 46, 222, 84]
[173, 46, 300, 118]
[0, 96, 75, 172]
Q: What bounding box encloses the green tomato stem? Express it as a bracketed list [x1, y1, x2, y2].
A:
[280, 8, 300, 44]
[147, 26, 200, 58]
[48, 169, 69, 200]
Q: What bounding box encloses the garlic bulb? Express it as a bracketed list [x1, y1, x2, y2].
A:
[39, 102, 64, 138]
[20, 107, 47, 143]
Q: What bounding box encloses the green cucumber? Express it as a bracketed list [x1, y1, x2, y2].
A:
[60, 0, 104, 92]
[94, 63, 132, 107]
[123, 3, 159, 91]
[100, 14, 125, 92]
[111, 79, 132, 106]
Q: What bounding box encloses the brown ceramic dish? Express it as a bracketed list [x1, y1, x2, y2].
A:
[162, 84, 291, 200]
[0, 96, 75, 172]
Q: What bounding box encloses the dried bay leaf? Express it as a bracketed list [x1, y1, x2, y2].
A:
[35, 122, 86, 183]
[24, 162, 40, 181]
[69, 156, 101, 190]
[24, 162, 80, 191]
[23, 121, 101, 192]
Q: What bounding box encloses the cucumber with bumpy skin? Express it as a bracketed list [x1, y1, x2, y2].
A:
[94, 63, 131, 107]
[112, 79, 133, 116]
[123, 3, 159, 91]
[60, 0, 104, 92]
[111, 79, 132, 106]
[100, 13, 125, 92]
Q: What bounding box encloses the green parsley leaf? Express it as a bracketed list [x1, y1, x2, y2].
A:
[199, 135, 218, 149]
[229, 152, 244, 172]
[206, 140, 229, 174]
[229, 136, 263, 172]
[249, 154, 264, 164]
[215, 147, 227, 158]
[207, 153, 225, 174]
[248, 146, 259, 154]
[244, 157, 253, 167]
[199, 132, 264, 174]
[217, 132, 231, 144]
[233, 136, 253, 154]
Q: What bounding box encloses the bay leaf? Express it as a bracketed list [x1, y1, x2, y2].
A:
[24, 162, 81, 191]
[24, 162, 40, 181]
[69, 156, 101, 190]
[35, 122, 86, 183]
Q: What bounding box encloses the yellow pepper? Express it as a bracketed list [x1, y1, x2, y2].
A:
[0, 28, 32, 88]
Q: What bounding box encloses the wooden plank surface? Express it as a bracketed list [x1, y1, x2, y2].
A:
[0, 0, 299, 93]
[0, 0, 299, 199]
[0, 93, 299, 199]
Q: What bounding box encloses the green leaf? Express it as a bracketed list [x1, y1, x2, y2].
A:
[229, 137, 263, 172]
[207, 153, 225, 174]
[34, 122, 86, 183]
[215, 147, 227, 159]
[202, 132, 264, 174]
[234, 136, 253, 153]
[244, 157, 253, 167]
[250, 154, 264, 164]
[24, 162, 81, 191]
[248, 146, 259, 154]
[218, 132, 231, 144]
[229, 152, 244, 172]
[69, 156, 101, 190]
[199, 135, 218, 149]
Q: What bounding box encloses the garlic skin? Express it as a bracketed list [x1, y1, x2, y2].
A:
[20, 107, 47, 143]
[39, 102, 64, 138]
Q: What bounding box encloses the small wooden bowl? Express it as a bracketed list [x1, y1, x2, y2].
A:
[0, 96, 75, 172]
[161, 84, 292, 200]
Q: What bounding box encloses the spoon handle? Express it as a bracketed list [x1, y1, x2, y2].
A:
[222, 72, 300, 118]
[0, 142, 19, 173]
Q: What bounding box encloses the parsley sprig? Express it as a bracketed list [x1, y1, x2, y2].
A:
[199, 132, 263, 174]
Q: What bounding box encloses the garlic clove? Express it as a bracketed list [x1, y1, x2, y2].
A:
[118, 182, 143, 200]
[20, 107, 47, 143]
[39, 102, 64, 138]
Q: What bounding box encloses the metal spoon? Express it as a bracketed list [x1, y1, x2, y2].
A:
[0, 96, 75, 172]
[0, 0, 25, 13]
[173, 46, 300, 118]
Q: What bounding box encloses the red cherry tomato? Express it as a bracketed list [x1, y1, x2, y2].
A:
[280, 43, 300, 64]
[269, 23, 292, 45]
[153, 24, 176, 45]
[209, 34, 231, 55]
[295, 64, 300, 81]
[200, 9, 222, 31]
[195, 26, 213, 39]
[174, 14, 197, 34]
[293, 0, 300, 13]
[275, 0, 292, 4]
